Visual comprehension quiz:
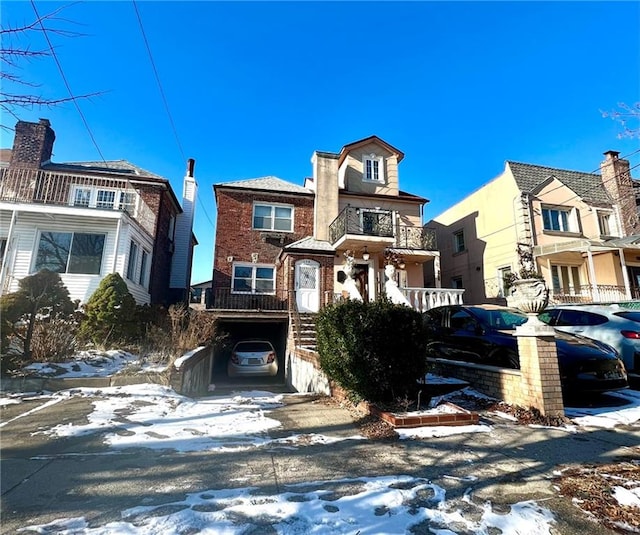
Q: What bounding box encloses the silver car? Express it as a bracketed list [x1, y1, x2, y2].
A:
[227, 340, 279, 377]
[539, 304, 640, 372]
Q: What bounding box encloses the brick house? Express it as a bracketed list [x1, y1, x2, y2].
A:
[0, 119, 197, 306]
[210, 136, 462, 364]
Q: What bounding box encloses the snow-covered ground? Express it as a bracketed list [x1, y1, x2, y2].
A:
[4, 351, 639, 534]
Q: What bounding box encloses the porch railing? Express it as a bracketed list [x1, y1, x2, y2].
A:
[209, 288, 290, 311]
[549, 284, 636, 304]
[332, 287, 464, 312]
[402, 287, 465, 312]
[328, 205, 437, 250]
[0, 168, 156, 235]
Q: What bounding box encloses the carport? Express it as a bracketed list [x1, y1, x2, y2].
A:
[212, 316, 289, 389]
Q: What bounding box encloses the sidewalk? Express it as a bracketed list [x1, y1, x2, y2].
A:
[1, 386, 639, 534]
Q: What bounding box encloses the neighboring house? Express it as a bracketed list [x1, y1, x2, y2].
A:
[211, 136, 462, 353]
[426, 150, 640, 305]
[189, 279, 212, 310]
[0, 119, 197, 306]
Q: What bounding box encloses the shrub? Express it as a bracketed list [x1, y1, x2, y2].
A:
[78, 273, 138, 347]
[0, 269, 75, 370]
[316, 298, 428, 403]
[137, 304, 225, 365]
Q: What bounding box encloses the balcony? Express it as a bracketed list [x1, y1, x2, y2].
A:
[549, 284, 639, 304]
[209, 288, 290, 312]
[328, 205, 437, 250]
[0, 168, 156, 235]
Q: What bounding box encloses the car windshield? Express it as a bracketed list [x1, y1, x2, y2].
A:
[235, 342, 272, 352]
[472, 308, 529, 329]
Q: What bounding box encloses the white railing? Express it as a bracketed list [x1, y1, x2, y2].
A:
[402, 287, 465, 312]
[0, 168, 156, 235]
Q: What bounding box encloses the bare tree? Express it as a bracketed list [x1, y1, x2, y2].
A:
[602, 102, 640, 139]
[0, 3, 101, 128]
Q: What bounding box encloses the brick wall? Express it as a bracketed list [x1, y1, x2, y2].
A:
[212, 189, 315, 289]
[10, 119, 55, 168]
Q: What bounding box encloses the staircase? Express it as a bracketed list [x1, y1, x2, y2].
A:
[294, 312, 318, 350]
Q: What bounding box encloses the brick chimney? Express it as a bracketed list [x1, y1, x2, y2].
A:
[10, 119, 56, 169]
[601, 150, 637, 236]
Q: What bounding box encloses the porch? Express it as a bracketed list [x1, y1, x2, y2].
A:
[0, 167, 156, 235]
[208, 286, 463, 313]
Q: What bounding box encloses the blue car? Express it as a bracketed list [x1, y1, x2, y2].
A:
[423, 304, 628, 396]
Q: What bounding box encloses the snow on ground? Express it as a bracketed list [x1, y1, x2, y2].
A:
[21, 350, 165, 378]
[19, 475, 557, 535]
[5, 352, 640, 534]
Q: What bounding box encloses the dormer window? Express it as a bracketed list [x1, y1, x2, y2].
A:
[363, 153, 384, 183]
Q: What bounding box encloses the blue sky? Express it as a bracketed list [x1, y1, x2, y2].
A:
[2, 1, 639, 285]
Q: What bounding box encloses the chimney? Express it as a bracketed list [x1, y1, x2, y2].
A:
[601, 150, 636, 235]
[170, 159, 198, 293]
[10, 119, 56, 169]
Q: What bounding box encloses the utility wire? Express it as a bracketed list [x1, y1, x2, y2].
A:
[30, 0, 106, 163]
[132, 0, 185, 162]
[132, 0, 215, 229]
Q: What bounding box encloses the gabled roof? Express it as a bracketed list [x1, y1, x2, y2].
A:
[43, 160, 168, 181]
[214, 176, 313, 195]
[507, 161, 612, 204]
[337, 136, 405, 167]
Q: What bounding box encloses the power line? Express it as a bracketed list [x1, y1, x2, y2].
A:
[132, 0, 185, 162]
[30, 0, 106, 163]
[132, 0, 215, 230]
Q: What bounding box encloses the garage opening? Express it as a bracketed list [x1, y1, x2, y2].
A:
[212, 318, 289, 390]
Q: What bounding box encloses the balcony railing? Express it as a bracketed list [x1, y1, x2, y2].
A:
[401, 287, 465, 312]
[549, 284, 638, 304]
[209, 288, 290, 311]
[0, 168, 156, 235]
[328, 205, 437, 250]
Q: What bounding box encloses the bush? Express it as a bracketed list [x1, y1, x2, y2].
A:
[78, 273, 139, 347]
[137, 304, 225, 365]
[0, 269, 75, 371]
[316, 298, 428, 403]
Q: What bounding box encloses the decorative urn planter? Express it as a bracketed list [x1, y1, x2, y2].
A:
[506, 278, 549, 313]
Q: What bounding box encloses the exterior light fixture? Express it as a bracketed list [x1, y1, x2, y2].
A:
[398, 258, 406, 270]
[362, 246, 370, 261]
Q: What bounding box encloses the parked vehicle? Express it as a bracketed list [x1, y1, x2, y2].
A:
[539, 304, 640, 373]
[423, 304, 628, 396]
[228, 340, 279, 377]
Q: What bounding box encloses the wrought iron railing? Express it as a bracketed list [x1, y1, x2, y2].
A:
[210, 287, 290, 311]
[328, 206, 394, 243]
[328, 205, 437, 250]
[0, 168, 156, 235]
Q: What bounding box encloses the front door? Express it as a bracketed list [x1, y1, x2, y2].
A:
[295, 259, 320, 312]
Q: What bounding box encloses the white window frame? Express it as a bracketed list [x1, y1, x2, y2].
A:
[32, 230, 105, 275]
[126, 240, 139, 282]
[231, 262, 276, 294]
[497, 266, 513, 297]
[70, 185, 137, 214]
[551, 264, 582, 295]
[597, 210, 616, 237]
[453, 229, 465, 253]
[362, 153, 385, 183]
[139, 249, 150, 288]
[542, 205, 577, 233]
[252, 203, 294, 232]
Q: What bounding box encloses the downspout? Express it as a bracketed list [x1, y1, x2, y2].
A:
[112, 218, 123, 273]
[0, 210, 17, 294]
